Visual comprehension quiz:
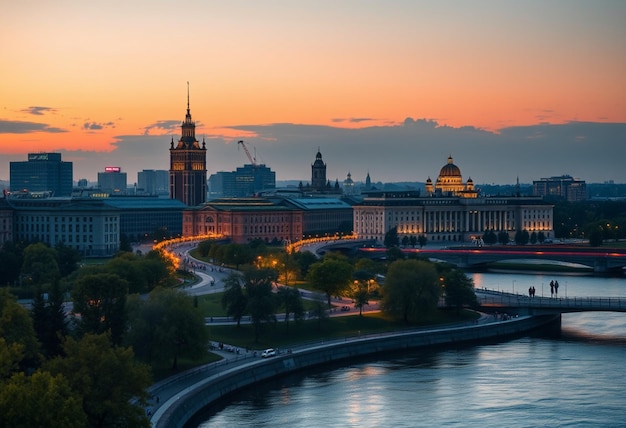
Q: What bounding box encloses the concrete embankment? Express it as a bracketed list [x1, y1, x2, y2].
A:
[154, 314, 560, 428]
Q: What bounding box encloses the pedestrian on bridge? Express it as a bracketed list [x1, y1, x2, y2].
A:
[550, 280, 555, 297]
[554, 280, 559, 296]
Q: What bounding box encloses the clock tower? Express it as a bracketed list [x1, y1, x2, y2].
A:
[169, 83, 207, 206]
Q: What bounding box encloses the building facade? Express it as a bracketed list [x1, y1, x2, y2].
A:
[138, 170, 169, 196]
[354, 157, 554, 244]
[169, 88, 207, 206]
[97, 167, 127, 195]
[103, 196, 185, 242]
[183, 198, 303, 244]
[8, 196, 120, 257]
[284, 197, 353, 238]
[208, 164, 276, 198]
[10, 153, 73, 197]
[0, 198, 13, 246]
[533, 175, 587, 202]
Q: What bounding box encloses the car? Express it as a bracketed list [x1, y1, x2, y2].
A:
[261, 348, 276, 358]
[340, 305, 351, 312]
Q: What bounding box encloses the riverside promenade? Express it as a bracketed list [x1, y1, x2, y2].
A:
[148, 312, 560, 428]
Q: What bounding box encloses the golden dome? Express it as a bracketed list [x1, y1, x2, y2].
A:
[439, 155, 461, 178]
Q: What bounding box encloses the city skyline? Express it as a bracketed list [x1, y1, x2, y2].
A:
[1, 1, 625, 185]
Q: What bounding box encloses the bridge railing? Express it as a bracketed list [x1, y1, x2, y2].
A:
[475, 287, 626, 311]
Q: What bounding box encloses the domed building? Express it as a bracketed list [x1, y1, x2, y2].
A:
[343, 172, 355, 195]
[353, 154, 554, 244]
[426, 155, 478, 198]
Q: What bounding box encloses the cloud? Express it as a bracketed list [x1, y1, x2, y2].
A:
[331, 117, 379, 124]
[143, 120, 180, 135]
[0, 119, 67, 134]
[82, 121, 116, 131]
[6, 119, 624, 186]
[20, 106, 56, 116]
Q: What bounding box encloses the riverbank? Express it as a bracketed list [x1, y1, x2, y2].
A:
[150, 313, 560, 428]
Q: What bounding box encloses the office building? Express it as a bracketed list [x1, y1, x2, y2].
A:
[138, 169, 169, 196]
[208, 164, 276, 198]
[97, 166, 127, 195]
[533, 175, 587, 202]
[10, 153, 73, 196]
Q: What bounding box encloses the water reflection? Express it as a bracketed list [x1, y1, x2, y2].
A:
[194, 273, 626, 427]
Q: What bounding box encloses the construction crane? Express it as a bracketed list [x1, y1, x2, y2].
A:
[238, 140, 256, 167]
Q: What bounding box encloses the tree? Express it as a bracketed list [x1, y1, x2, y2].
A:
[307, 258, 353, 308]
[21, 242, 60, 287]
[293, 250, 318, 278]
[126, 288, 209, 370]
[54, 242, 82, 278]
[221, 272, 248, 327]
[118, 233, 133, 253]
[537, 231, 546, 243]
[442, 269, 478, 314]
[483, 230, 497, 245]
[497, 231, 510, 245]
[0, 290, 40, 371]
[0, 337, 24, 381]
[223, 243, 254, 269]
[351, 270, 373, 316]
[72, 273, 128, 345]
[45, 333, 151, 428]
[277, 286, 304, 331]
[515, 229, 530, 245]
[31, 281, 68, 358]
[243, 267, 278, 342]
[381, 259, 440, 323]
[309, 298, 329, 331]
[418, 234, 428, 248]
[0, 371, 87, 428]
[138, 250, 176, 290]
[384, 226, 400, 248]
[105, 253, 147, 294]
[588, 227, 603, 246]
[385, 246, 405, 263]
[409, 235, 418, 248]
[401, 235, 409, 247]
[0, 246, 22, 286]
[530, 231, 538, 244]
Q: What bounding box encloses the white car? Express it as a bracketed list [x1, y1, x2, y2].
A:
[261, 348, 276, 358]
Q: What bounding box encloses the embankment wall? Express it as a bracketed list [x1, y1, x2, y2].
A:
[156, 314, 560, 428]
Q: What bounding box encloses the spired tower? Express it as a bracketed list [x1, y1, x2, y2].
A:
[169, 84, 207, 206]
[311, 148, 327, 191]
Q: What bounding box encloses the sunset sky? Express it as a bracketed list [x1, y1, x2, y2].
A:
[1, 0, 625, 185]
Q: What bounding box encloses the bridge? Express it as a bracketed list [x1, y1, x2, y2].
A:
[475, 288, 626, 314]
[357, 245, 626, 273]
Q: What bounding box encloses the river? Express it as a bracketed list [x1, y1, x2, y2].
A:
[192, 272, 626, 427]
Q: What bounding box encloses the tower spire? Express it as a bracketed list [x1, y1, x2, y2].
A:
[186, 81, 190, 115]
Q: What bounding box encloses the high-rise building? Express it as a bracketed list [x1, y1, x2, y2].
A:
[138, 169, 169, 196]
[97, 166, 127, 195]
[9, 153, 73, 196]
[169, 85, 207, 206]
[208, 164, 276, 198]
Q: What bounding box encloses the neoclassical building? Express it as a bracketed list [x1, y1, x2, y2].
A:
[183, 198, 303, 244]
[353, 156, 554, 244]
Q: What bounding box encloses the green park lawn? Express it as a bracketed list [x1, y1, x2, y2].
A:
[207, 309, 479, 351]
